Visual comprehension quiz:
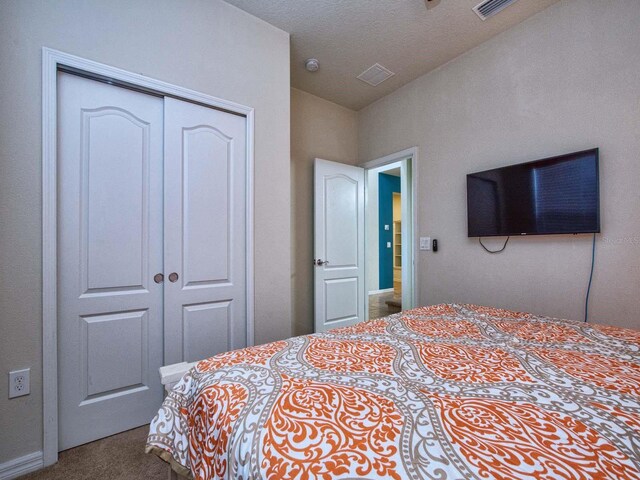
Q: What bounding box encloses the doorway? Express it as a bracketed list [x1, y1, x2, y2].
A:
[364, 149, 416, 320]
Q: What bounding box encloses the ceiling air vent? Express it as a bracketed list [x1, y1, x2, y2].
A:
[473, 0, 520, 20]
[357, 63, 395, 87]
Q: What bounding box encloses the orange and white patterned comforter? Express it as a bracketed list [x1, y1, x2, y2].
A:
[146, 304, 640, 479]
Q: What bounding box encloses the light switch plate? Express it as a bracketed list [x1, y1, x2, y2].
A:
[387, 241, 392, 248]
[384, 224, 390, 231]
[420, 237, 431, 251]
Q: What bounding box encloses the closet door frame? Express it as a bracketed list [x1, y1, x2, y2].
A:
[42, 47, 255, 466]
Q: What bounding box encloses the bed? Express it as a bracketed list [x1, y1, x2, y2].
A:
[146, 303, 640, 479]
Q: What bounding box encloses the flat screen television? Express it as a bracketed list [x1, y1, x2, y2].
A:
[467, 148, 600, 237]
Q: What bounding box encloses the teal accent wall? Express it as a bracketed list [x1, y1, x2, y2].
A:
[378, 173, 401, 289]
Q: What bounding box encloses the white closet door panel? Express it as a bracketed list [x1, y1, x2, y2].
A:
[183, 126, 231, 285]
[57, 72, 164, 450]
[183, 301, 231, 362]
[164, 98, 247, 364]
[82, 310, 147, 396]
[82, 109, 148, 293]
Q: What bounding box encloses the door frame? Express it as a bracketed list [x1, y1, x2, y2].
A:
[362, 147, 418, 317]
[42, 47, 255, 465]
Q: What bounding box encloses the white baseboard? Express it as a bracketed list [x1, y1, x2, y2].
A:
[368, 288, 393, 295]
[0, 451, 44, 480]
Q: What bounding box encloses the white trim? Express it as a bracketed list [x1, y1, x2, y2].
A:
[362, 147, 419, 313]
[399, 156, 414, 310]
[0, 451, 44, 480]
[368, 288, 394, 295]
[42, 47, 255, 466]
[42, 47, 58, 468]
[245, 108, 255, 350]
[361, 147, 417, 170]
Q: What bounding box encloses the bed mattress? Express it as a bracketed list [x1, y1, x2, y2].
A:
[147, 304, 640, 479]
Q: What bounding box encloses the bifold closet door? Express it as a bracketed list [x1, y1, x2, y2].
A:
[163, 98, 247, 364]
[57, 73, 164, 450]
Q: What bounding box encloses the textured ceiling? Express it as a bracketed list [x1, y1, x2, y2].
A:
[224, 0, 560, 110]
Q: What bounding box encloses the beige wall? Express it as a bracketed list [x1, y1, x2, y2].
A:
[0, 0, 290, 463]
[358, 0, 640, 330]
[291, 88, 358, 335]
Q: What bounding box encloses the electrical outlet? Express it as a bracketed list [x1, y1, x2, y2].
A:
[9, 368, 30, 398]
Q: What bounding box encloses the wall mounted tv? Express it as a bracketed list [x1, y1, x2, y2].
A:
[467, 148, 600, 237]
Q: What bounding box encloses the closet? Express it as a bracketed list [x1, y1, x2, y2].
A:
[57, 72, 247, 449]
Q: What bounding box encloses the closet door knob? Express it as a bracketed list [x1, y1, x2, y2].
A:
[153, 273, 164, 284]
[168, 272, 179, 283]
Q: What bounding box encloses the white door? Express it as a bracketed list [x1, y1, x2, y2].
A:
[57, 73, 164, 449]
[163, 98, 247, 364]
[314, 159, 365, 333]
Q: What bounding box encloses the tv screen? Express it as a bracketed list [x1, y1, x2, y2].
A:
[467, 148, 600, 237]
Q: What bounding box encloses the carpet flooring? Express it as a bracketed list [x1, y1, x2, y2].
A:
[368, 291, 397, 320]
[19, 425, 167, 480]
